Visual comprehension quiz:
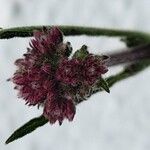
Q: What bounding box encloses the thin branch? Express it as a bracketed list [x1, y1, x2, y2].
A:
[107, 44, 150, 67]
[0, 25, 150, 39]
[107, 60, 150, 87]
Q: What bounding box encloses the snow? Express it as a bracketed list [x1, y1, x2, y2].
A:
[0, 0, 150, 150]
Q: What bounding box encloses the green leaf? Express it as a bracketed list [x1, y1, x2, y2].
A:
[98, 78, 110, 93]
[64, 42, 73, 57]
[121, 36, 150, 47]
[5, 115, 48, 144]
[72, 45, 89, 60]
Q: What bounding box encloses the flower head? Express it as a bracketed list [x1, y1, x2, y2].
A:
[11, 27, 108, 125]
[11, 27, 76, 124]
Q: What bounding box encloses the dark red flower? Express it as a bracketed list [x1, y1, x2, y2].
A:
[81, 54, 108, 85]
[56, 58, 82, 86]
[13, 65, 51, 105]
[11, 27, 76, 124]
[43, 82, 75, 125]
[30, 26, 63, 55]
[11, 27, 108, 125]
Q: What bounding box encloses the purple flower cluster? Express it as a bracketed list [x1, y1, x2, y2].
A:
[56, 54, 108, 86]
[11, 27, 108, 125]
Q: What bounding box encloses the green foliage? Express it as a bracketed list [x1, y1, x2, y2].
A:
[121, 35, 150, 47]
[97, 78, 110, 93]
[107, 60, 150, 87]
[5, 116, 48, 144]
[0, 26, 149, 39]
[72, 45, 89, 60]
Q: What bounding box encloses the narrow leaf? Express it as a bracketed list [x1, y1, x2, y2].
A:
[98, 78, 110, 93]
[5, 115, 48, 144]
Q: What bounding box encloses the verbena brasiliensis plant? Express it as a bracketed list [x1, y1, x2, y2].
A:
[0, 26, 150, 144]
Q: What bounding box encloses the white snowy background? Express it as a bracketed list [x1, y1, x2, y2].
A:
[0, 0, 150, 150]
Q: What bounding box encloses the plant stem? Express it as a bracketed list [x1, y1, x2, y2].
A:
[0, 26, 150, 39]
[107, 44, 150, 67]
[107, 60, 150, 87]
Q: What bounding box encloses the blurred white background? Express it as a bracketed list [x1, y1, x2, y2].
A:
[0, 0, 150, 150]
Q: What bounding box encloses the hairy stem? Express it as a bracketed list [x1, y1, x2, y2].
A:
[0, 26, 150, 39]
[107, 44, 150, 67]
[107, 60, 150, 87]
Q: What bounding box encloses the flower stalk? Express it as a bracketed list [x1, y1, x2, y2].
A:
[107, 43, 150, 67]
[0, 25, 150, 40]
